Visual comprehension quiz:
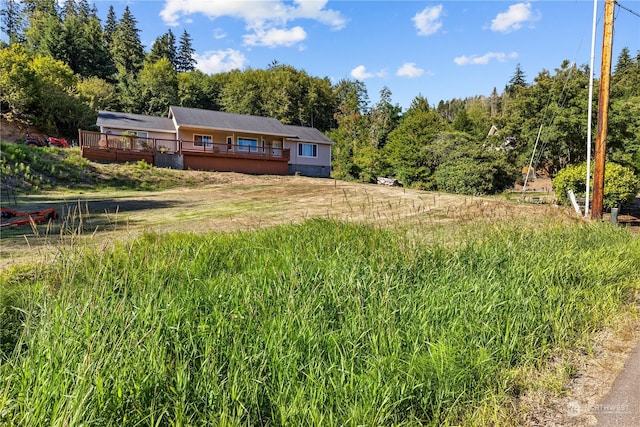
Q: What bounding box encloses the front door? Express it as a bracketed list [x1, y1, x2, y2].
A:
[272, 141, 282, 156]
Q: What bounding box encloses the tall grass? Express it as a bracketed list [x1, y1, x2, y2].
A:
[1, 220, 639, 426]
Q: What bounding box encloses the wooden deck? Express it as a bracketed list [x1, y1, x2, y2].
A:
[79, 130, 291, 175]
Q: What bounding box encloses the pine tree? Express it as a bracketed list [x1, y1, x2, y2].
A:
[82, 13, 116, 79]
[176, 29, 196, 72]
[368, 86, 400, 148]
[490, 87, 499, 117]
[1, 0, 24, 44]
[408, 95, 430, 114]
[62, 0, 76, 18]
[614, 47, 634, 76]
[148, 29, 177, 68]
[23, 0, 65, 57]
[110, 6, 144, 75]
[505, 63, 527, 95]
[103, 5, 117, 48]
[77, 0, 90, 19]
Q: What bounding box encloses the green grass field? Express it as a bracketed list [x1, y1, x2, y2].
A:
[1, 219, 639, 426]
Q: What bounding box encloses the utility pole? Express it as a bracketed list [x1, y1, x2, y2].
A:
[591, 0, 615, 219]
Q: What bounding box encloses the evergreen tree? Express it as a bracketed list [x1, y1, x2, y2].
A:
[367, 86, 401, 148]
[23, 0, 65, 58]
[609, 48, 640, 172]
[490, 87, 499, 117]
[408, 95, 430, 114]
[77, 0, 91, 18]
[82, 14, 116, 79]
[148, 29, 177, 68]
[1, 0, 23, 44]
[382, 108, 448, 186]
[612, 47, 640, 96]
[62, 0, 77, 18]
[506, 63, 527, 95]
[103, 5, 117, 48]
[110, 6, 144, 76]
[176, 29, 196, 72]
[58, 2, 87, 75]
[613, 47, 634, 76]
[41, 1, 112, 79]
[452, 108, 473, 133]
[327, 79, 369, 179]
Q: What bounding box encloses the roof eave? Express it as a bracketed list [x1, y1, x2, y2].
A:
[178, 123, 297, 138]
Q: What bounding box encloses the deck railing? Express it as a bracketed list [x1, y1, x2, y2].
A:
[79, 130, 290, 160]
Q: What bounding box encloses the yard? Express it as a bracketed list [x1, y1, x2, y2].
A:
[0, 173, 571, 269]
[1, 172, 639, 426]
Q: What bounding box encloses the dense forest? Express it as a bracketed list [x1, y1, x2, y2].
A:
[1, 0, 639, 194]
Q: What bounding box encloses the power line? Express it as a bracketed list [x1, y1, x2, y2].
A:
[615, 1, 640, 19]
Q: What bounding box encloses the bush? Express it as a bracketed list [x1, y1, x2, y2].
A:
[430, 153, 518, 195]
[553, 162, 639, 209]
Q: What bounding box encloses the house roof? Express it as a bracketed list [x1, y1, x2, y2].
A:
[284, 125, 335, 145]
[169, 106, 297, 138]
[97, 111, 176, 133]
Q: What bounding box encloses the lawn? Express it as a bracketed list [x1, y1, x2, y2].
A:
[1, 146, 639, 425]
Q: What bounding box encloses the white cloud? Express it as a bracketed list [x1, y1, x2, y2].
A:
[195, 49, 247, 74]
[350, 65, 387, 80]
[412, 5, 444, 36]
[491, 3, 539, 33]
[244, 26, 307, 48]
[213, 28, 226, 40]
[396, 62, 424, 78]
[351, 65, 374, 80]
[160, 0, 347, 48]
[454, 52, 518, 66]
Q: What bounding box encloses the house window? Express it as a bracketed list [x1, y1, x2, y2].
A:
[298, 143, 317, 158]
[227, 136, 233, 150]
[194, 134, 213, 147]
[122, 130, 148, 138]
[238, 137, 258, 153]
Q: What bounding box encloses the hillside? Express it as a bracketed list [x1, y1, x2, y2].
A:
[0, 141, 225, 195]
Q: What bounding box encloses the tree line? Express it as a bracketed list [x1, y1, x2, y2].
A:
[1, 0, 638, 194]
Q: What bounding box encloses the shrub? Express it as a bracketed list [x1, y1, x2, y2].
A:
[431, 156, 518, 196]
[553, 162, 639, 209]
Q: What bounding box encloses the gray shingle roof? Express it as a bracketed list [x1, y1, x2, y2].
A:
[97, 111, 176, 132]
[169, 106, 297, 137]
[284, 125, 335, 145]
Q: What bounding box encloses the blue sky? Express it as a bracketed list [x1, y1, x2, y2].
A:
[94, 1, 637, 109]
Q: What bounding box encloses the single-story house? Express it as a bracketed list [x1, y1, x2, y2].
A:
[78, 106, 334, 178]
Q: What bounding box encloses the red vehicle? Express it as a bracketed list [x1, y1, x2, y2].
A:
[23, 135, 47, 147]
[46, 136, 70, 148]
[20, 135, 69, 148]
[1, 207, 59, 228]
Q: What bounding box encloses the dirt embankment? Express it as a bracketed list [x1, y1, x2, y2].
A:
[0, 117, 44, 142]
